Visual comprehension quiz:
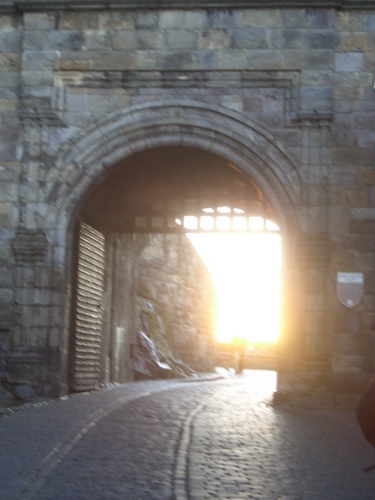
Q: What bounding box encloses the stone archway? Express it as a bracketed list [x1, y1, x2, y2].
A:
[44, 100, 303, 394]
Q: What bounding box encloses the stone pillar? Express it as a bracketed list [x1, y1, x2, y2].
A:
[276, 234, 331, 403]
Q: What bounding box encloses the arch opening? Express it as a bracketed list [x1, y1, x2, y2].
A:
[69, 146, 283, 391]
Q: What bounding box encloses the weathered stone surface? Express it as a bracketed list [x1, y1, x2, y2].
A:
[138, 234, 216, 372]
[335, 52, 364, 72]
[12, 228, 48, 264]
[0, 2, 373, 404]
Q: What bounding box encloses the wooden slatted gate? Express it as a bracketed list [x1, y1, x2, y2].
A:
[70, 221, 105, 392]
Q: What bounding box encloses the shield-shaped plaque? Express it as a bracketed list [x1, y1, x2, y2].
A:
[337, 272, 364, 309]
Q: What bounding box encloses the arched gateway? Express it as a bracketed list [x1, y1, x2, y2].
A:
[45, 101, 304, 396]
[1, 1, 374, 409]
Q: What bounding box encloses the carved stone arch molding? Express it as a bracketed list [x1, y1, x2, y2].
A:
[47, 100, 302, 237]
[44, 100, 304, 392]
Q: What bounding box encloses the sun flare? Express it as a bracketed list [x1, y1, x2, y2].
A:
[187, 233, 281, 345]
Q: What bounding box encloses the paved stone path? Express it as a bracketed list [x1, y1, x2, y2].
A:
[1, 371, 374, 500]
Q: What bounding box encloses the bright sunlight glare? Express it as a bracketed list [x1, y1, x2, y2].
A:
[187, 233, 281, 344]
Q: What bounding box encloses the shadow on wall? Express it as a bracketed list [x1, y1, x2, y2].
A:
[133, 296, 196, 380]
[135, 234, 217, 379]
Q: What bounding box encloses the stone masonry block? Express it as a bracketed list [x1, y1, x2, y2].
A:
[221, 95, 243, 113]
[242, 9, 282, 28]
[58, 11, 99, 31]
[0, 269, 11, 287]
[183, 11, 206, 29]
[354, 252, 375, 272]
[358, 130, 375, 148]
[282, 29, 339, 50]
[88, 50, 134, 71]
[217, 50, 246, 70]
[83, 31, 108, 50]
[358, 166, 375, 186]
[363, 13, 375, 31]
[0, 53, 19, 72]
[22, 50, 60, 71]
[230, 28, 269, 50]
[356, 113, 375, 130]
[23, 30, 48, 51]
[58, 11, 80, 30]
[243, 96, 263, 113]
[0, 15, 18, 30]
[333, 147, 365, 167]
[335, 304, 362, 335]
[111, 30, 137, 50]
[308, 31, 339, 50]
[365, 271, 375, 294]
[350, 208, 375, 221]
[300, 86, 333, 109]
[331, 116, 356, 147]
[0, 125, 18, 162]
[21, 70, 52, 87]
[164, 30, 199, 51]
[331, 186, 368, 208]
[0, 31, 20, 52]
[134, 50, 158, 70]
[22, 85, 52, 99]
[14, 267, 34, 288]
[349, 220, 375, 235]
[24, 13, 56, 31]
[136, 12, 158, 29]
[0, 287, 14, 305]
[335, 11, 363, 31]
[283, 50, 333, 70]
[333, 85, 359, 104]
[335, 52, 363, 72]
[67, 93, 89, 112]
[99, 12, 135, 30]
[301, 70, 332, 86]
[159, 10, 185, 29]
[327, 208, 348, 236]
[283, 8, 335, 29]
[198, 30, 230, 50]
[246, 50, 284, 70]
[340, 33, 370, 53]
[113, 29, 163, 51]
[60, 59, 91, 71]
[0, 202, 17, 228]
[47, 31, 84, 51]
[333, 166, 357, 185]
[333, 70, 372, 90]
[157, 50, 193, 70]
[0, 99, 16, 112]
[205, 9, 239, 29]
[0, 182, 17, 202]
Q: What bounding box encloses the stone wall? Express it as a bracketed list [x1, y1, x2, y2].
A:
[0, 1, 374, 402]
[138, 234, 217, 372]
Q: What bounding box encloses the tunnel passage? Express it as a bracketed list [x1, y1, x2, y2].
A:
[69, 146, 280, 392]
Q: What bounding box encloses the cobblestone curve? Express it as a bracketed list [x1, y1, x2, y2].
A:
[0, 377, 222, 500]
[2, 372, 375, 500]
[33, 381, 225, 500]
[173, 386, 229, 500]
[16, 389, 153, 500]
[188, 371, 375, 500]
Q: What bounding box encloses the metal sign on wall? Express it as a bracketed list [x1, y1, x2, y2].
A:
[337, 272, 364, 309]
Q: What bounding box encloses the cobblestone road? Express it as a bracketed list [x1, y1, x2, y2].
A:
[1, 370, 374, 500]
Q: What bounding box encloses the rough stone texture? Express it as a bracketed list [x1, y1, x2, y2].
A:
[0, 2, 374, 402]
[1, 374, 375, 500]
[138, 234, 216, 372]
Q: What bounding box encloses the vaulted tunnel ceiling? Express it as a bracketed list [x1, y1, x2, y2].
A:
[81, 146, 275, 233]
